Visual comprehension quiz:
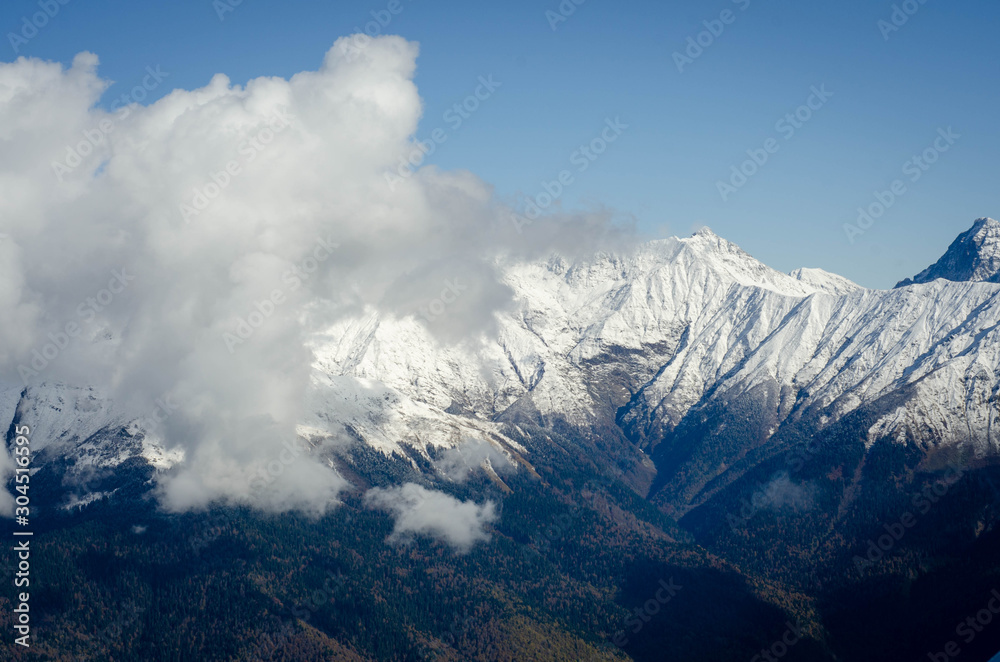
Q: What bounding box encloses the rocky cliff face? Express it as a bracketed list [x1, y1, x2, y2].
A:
[897, 217, 1000, 287]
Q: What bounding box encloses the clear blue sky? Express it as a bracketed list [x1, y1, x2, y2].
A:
[3, 0, 998, 288]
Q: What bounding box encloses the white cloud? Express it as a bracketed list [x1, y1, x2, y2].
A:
[0, 36, 629, 514]
[365, 483, 497, 552]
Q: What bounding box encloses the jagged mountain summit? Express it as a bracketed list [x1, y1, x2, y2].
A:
[896, 217, 1000, 287]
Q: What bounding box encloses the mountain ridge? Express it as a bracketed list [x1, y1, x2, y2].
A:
[4, 217, 999, 510]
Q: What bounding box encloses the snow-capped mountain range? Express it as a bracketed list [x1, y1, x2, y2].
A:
[5, 218, 1000, 508]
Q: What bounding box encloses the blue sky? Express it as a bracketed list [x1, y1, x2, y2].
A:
[3, 0, 998, 288]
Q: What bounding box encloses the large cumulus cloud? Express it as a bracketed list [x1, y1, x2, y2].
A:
[0, 36, 629, 514]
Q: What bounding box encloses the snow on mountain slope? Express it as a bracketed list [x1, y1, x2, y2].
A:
[0, 383, 183, 477]
[703, 280, 1000, 450]
[300, 371, 523, 458]
[789, 267, 863, 296]
[308, 230, 838, 432]
[8, 219, 999, 493]
[311, 219, 1000, 459]
[0, 384, 22, 434]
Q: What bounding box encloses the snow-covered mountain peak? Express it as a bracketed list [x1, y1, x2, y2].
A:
[897, 217, 1000, 287]
[668, 229, 829, 297]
